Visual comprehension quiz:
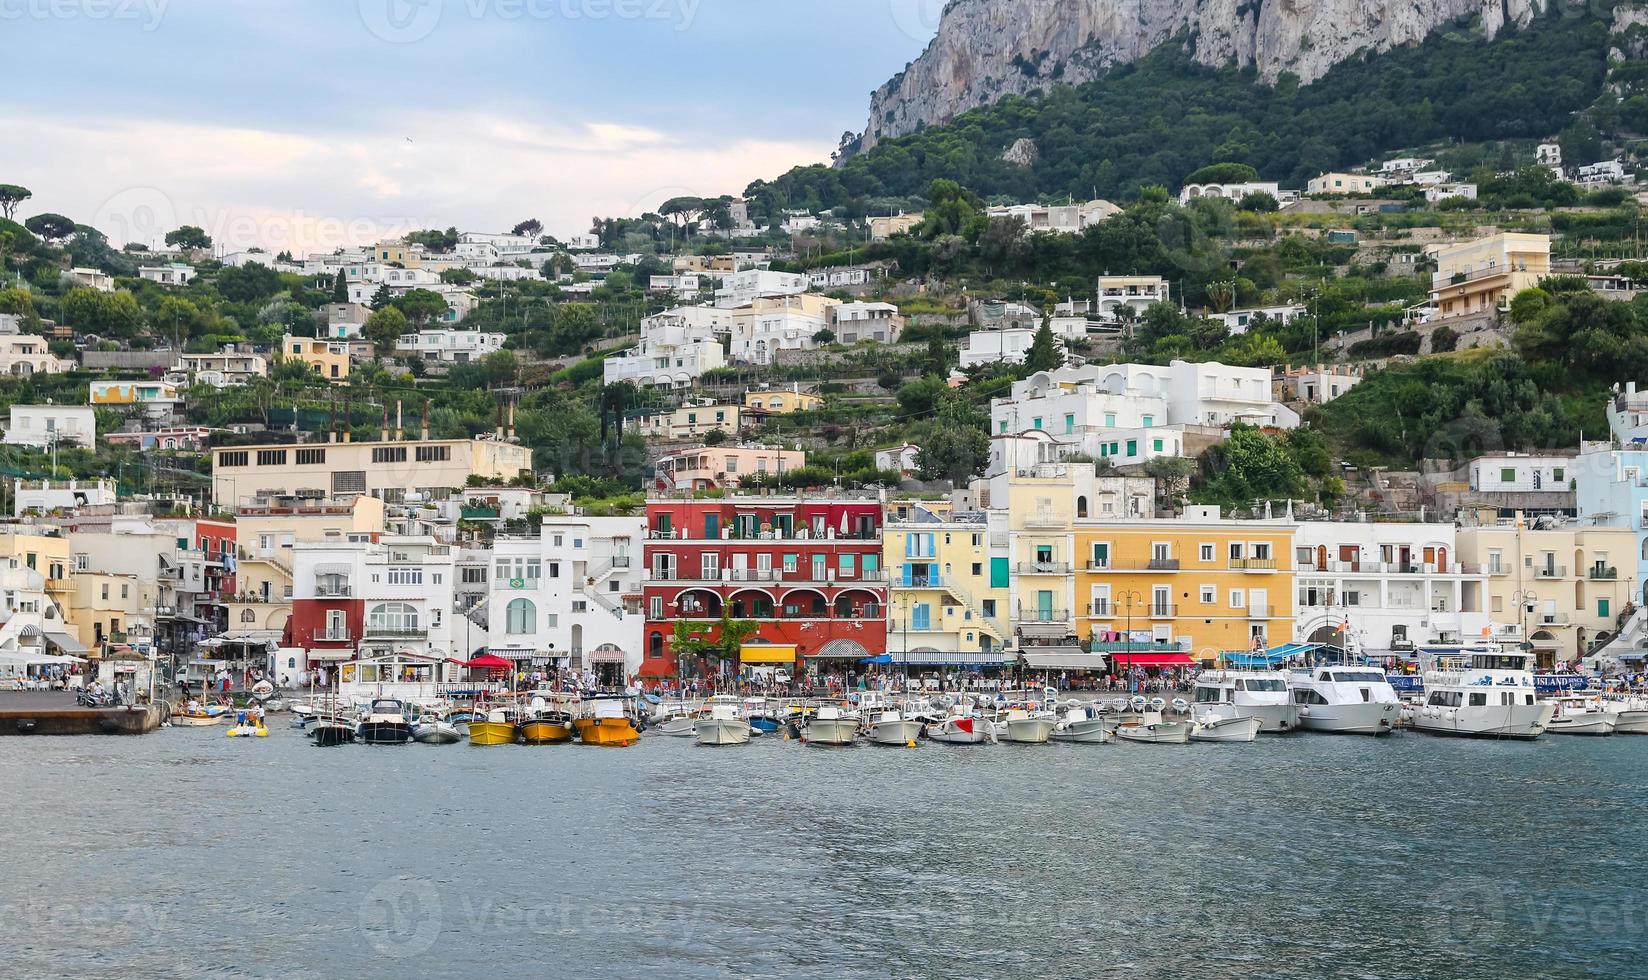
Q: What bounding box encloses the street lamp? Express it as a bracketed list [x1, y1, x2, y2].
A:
[1114, 589, 1143, 691]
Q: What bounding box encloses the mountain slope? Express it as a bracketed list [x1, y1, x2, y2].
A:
[860, 0, 1549, 152]
[752, 9, 1610, 213]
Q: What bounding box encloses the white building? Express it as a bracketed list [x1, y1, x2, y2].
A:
[1578, 161, 1626, 186]
[566, 234, 600, 250]
[715, 269, 808, 308]
[175, 347, 269, 387]
[1424, 183, 1478, 204]
[985, 200, 1120, 234]
[1277, 364, 1364, 405]
[1467, 454, 1578, 495]
[138, 263, 195, 286]
[1306, 172, 1385, 196]
[649, 274, 704, 301]
[487, 517, 644, 680]
[66, 268, 114, 292]
[727, 295, 836, 366]
[959, 327, 1048, 369]
[875, 444, 921, 475]
[12, 478, 117, 516]
[1178, 181, 1283, 206]
[1293, 521, 1491, 654]
[1095, 276, 1169, 320]
[0, 317, 71, 376]
[395, 328, 506, 363]
[828, 302, 904, 344]
[603, 308, 728, 388]
[4, 404, 95, 449]
[1214, 305, 1306, 335]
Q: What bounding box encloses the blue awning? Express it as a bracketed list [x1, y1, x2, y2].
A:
[1222, 643, 1322, 667]
[860, 654, 893, 664]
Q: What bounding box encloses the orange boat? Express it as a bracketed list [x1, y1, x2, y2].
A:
[574, 697, 640, 747]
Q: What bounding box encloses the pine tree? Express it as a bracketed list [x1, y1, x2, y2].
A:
[1023, 321, 1064, 373]
[331, 270, 348, 303]
[369, 283, 392, 310]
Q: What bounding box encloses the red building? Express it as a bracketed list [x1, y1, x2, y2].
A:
[640, 494, 887, 683]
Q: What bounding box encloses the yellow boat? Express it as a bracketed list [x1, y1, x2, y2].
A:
[467, 707, 519, 746]
[574, 698, 640, 747]
[226, 723, 268, 738]
[520, 714, 575, 744]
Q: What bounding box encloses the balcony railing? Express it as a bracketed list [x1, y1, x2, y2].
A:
[1228, 558, 1278, 571]
[1088, 600, 1112, 616]
[1016, 607, 1070, 623]
[1247, 604, 1272, 618]
[1148, 603, 1178, 618]
[1090, 639, 1190, 654]
[1589, 567, 1619, 580]
[362, 625, 426, 639]
[1085, 560, 1110, 571]
[315, 585, 353, 598]
[648, 568, 887, 586]
[647, 527, 882, 542]
[1017, 562, 1072, 575]
[313, 629, 352, 642]
[1535, 565, 1567, 580]
[1146, 559, 1180, 571]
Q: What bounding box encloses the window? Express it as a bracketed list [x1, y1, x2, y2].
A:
[1553, 467, 1565, 482]
[1153, 439, 1164, 452]
[1500, 467, 1516, 483]
[372, 447, 408, 463]
[1063, 414, 1074, 434]
[1032, 417, 1043, 429]
[1125, 440, 1137, 457]
[1600, 598, 1611, 618]
[1200, 585, 1215, 603]
[367, 602, 419, 631]
[649, 596, 663, 619]
[256, 449, 287, 466]
[296, 448, 326, 465]
[1229, 589, 1245, 608]
[415, 445, 450, 462]
[219, 451, 249, 467]
[386, 567, 423, 586]
[332, 471, 366, 494]
[971, 562, 982, 576]
[462, 566, 487, 584]
[505, 598, 536, 634]
[525, 560, 541, 582]
[1199, 544, 1215, 562]
[1229, 542, 1245, 560]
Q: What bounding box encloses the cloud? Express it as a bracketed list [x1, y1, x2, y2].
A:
[0, 109, 829, 253]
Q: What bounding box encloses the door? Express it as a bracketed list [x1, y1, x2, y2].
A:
[729, 553, 748, 582]
[755, 553, 772, 580]
[1249, 588, 1268, 618]
[1037, 590, 1054, 622]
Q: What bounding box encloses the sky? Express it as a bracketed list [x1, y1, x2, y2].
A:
[0, 0, 944, 253]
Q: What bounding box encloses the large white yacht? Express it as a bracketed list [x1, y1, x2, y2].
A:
[1192, 669, 1300, 733]
[1406, 649, 1554, 739]
[1287, 663, 1402, 736]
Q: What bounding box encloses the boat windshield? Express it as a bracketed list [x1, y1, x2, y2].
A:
[1240, 679, 1286, 692]
[1331, 671, 1386, 683]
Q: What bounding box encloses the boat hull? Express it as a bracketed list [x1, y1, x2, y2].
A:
[1049, 719, 1113, 743]
[804, 718, 859, 745]
[1191, 715, 1262, 742]
[1611, 709, 1648, 735]
[575, 717, 640, 747]
[925, 719, 989, 744]
[654, 716, 696, 737]
[866, 719, 924, 746]
[1239, 703, 1301, 733]
[520, 719, 575, 744]
[1407, 702, 1554, 739]
[174, 713, 224, 727]
[413, 723, 463, 745]
[1002, 717, 1056, 744]
[467, 721, 518, 746]
[1116, 721, 1190, 744]
[694, 718, 751, 746]
[311, 723, 355, 747]
[1298, 701, 1400, 736]
[1547, 715, 1616, 736]
[359, 721, 413, 745]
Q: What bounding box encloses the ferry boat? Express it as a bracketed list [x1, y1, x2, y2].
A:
[1406, 649, 1554, 739]
[1192, 669, 1300, 733]
[1287, 663, 1402, 736]
[694, 696, 751, 746]
[574, 697, 640, 746]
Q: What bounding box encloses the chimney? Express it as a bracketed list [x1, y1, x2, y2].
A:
[507, 401, 516, 440]
[327, 399, 336, 443]
[421, 399, 430, 441]
[395, 400, 404, 442]
[342, 397, 352, 442]
[494, 400, 504, 440]
[381, 405, 390, 443]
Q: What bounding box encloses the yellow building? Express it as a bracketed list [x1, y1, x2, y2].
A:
[280, 335, 351, 383]
[0, 529, 73, 626]
[884, 507, 1010, 665]
[636, 402, 744, 441]
[89, 379, 180, 406]
[1075, 505, 1296, 663]
[1455, 519, 1633, 664]
[65, 571, 156, 654]
[1427, 232, 1551, 320]
[744, 387, 821, 415]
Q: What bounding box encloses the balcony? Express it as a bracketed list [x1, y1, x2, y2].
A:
[1247, 604, 1272, 618]
[314, 629, 352, 643]
[362, 625, 426, 640]
[1228, 558, 1279, 571]
[1148, 604, 1178, 618]
[1487, 565, 1510, 577]
[1589, 566, 1619, 580]
[1145, 559, 1180, 571]
[1087, 600, 1112, 616]
[314, 584, 353, 598]
[1085, 560, 1110, 571]
[1016, 607, 1070, 624]
[1534, 565, 1567, 580]
[1090, 639, 1190, 654]
[1017, 562, 1072, 575]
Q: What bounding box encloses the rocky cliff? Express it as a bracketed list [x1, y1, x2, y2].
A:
[860, 0, 1547, 153]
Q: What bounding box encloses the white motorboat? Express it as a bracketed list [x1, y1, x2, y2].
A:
[1193, 670, 1300, 732]
[694, 699, 751, 746]
[925, 708, 992, 745]
[1048, 703, 1112, 743]
[865, 709, 923, 746]
[1604, 695, 1648, 734]
[997, 707, 1055, 744]
[804, 704, 860, 746]
[655, 714, 698, 737]
[1189, 703, 1262, 742]
[1544, 697, 1616, 736]
[1406, 649, 1554, 739]
[1114, 716, 1191, 744]
[1287, 664, 1401, 736]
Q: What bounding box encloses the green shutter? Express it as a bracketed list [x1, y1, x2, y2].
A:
[990, 557, 1009, 589]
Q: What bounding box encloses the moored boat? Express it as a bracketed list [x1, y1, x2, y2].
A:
[1545, 696, 1616, 736]
[803, 704, 859, 746]
[358, 699, 415, 745]
[1193, 669, 1300, 733]
[694, 699, 751, 746]
[1406, 649, 1553, 740]
[1188, 703, 1261, 742]
[311, 718, 356, 746]
[1604, 695, 1648, 734]
[865, 708, 923, 746]
[1048, 703, 1112, 743]
[924, 706, 991, 745]
[997, 707, 1055, 744]
[1287, 663, 1401, 736]
[1115, 719, 1191, 744]
[467, 707, 519, 746]
[575, 697, 641, 746]
[413, 718, 464, 744]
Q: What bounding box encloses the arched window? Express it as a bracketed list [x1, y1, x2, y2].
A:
[649, 632, 664, 657]
[1077, 496, 1088, 518]
[240, 609, 256, 623]
[505, 598, 536, 634]
[367, 602, 419, 631]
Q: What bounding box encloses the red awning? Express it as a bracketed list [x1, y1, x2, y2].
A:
[463, 654, 514, 670]
[1108, 652, 1195, 668]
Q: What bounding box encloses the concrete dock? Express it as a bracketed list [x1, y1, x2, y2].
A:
[0, 692, 165, 736]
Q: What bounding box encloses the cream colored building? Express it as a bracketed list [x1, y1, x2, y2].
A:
[1455, 519, 1634, 664]
[744, 387, 821, 414]
[1427, 233, 1551, 320]
[868, 213, 923, 241]
[636, 402, 745, 441]
[1307, 172, 1385, 195]
[210, 438, 533, 506]
[228, 495, 388, 635]
[65, 571, 155, 654]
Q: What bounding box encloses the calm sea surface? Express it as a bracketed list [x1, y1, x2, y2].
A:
[1, 726, 1644, 979]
